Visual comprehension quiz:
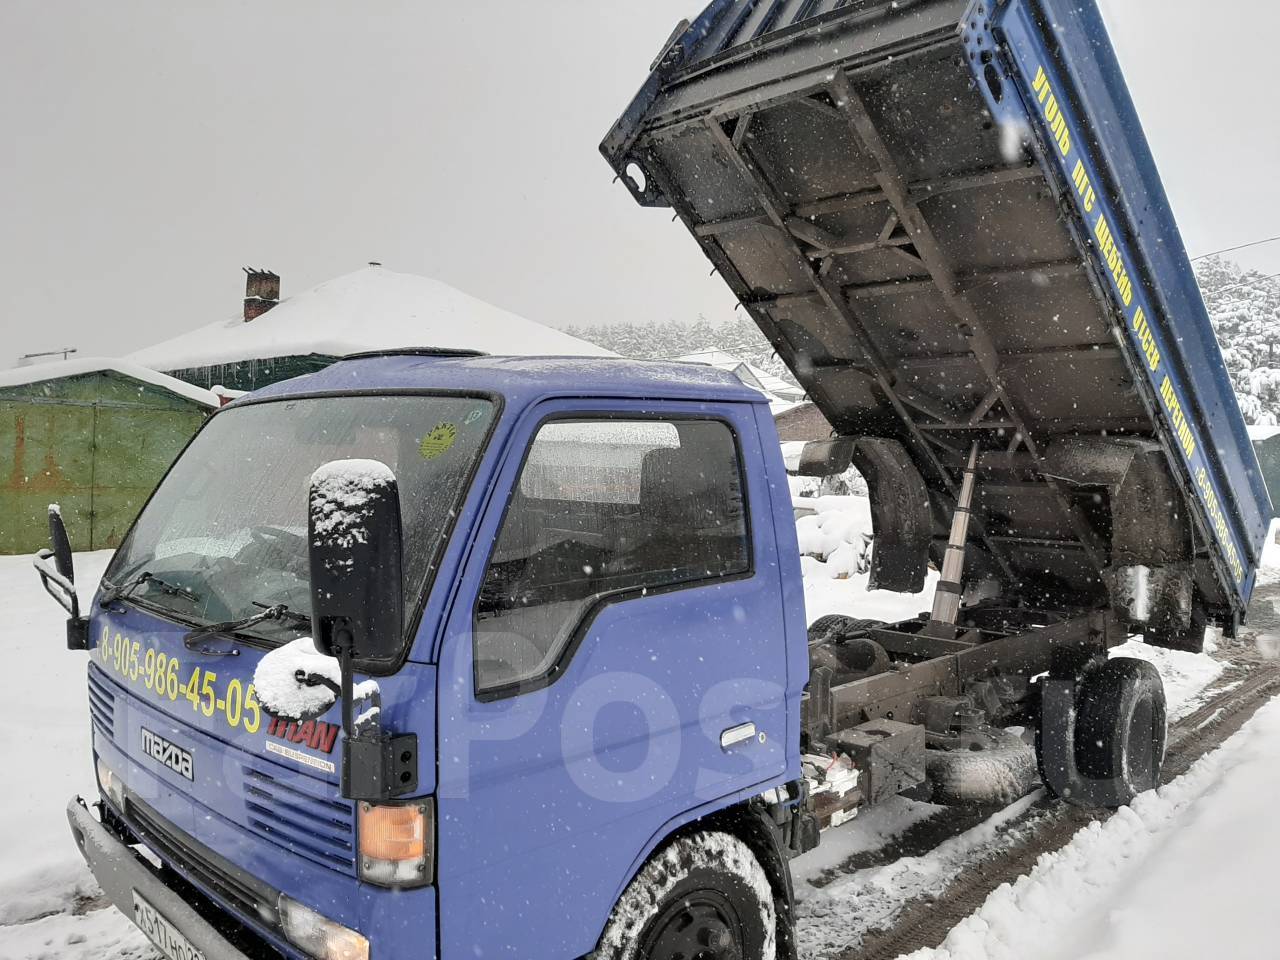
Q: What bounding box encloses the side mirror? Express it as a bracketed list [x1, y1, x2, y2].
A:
[49, 504, 75, 582]
[305, 461, 417, 801]
[307, 460, 405, 670]
[252, 638, 343, 722]
[33, 504, 87, 649]
[792, 438, 857, 477]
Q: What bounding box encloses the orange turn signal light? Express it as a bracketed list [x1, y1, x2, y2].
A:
[358, 801, 427, 863]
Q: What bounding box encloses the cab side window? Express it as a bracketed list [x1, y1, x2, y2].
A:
[473, 418, 749, 697]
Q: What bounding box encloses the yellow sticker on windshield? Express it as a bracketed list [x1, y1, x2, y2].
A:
[420, 422, 458, 460]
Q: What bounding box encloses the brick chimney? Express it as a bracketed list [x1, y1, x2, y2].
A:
[243, 268, 280, 322]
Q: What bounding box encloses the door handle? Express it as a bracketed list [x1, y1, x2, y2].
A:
[720, 722, 757, 750]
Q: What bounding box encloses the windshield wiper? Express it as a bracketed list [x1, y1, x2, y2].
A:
[182, 603, 309, 654]
[100, 571, 201, 608]
[251, 600, 311, 629]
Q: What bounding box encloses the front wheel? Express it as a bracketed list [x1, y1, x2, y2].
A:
[590, 831, 777, 960]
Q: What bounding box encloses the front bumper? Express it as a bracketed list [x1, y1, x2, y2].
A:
[67, 797, 254, 960]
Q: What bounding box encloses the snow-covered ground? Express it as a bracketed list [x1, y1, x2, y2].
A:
[1, 551, 112, 876]
[0, 550, 156, 959]
[908, 695, 1280, 960]
[0, 501, 1272, 960]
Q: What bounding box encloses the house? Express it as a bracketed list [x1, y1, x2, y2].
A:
[127, 264, 613, 391]
[0, 359, 218, 553]
[668, 349, 805, 413]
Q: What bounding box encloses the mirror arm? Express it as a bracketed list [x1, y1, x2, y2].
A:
[34, 550, 77, 611]
[332, 636, 418, 802]
[354, 688, 384, 735]
[339, 640, 356, 742]
[33, 550, 88, 650]
[295, 669, 341, 698]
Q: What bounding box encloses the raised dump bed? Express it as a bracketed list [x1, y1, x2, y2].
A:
[604, 0, 1271, 639]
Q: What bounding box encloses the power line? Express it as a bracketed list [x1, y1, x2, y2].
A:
[1203, 272, 1280, 312]
[1191, 234, 1280, 262]
[1210, 271, 1280, 297]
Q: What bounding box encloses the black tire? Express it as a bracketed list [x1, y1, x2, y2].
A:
[1074, 657, 1167, 800]
[1147, 603, 1208, 653]
[590, 831, 777, 960]
[807, 614, 854, 644]
[926, 729, 1037, 806]
[807, 614, 884, 645]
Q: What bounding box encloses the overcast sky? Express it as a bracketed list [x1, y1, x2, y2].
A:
[2, 0, 1278, 367]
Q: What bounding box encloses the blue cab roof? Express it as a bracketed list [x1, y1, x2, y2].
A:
[241, 352, 770, 409]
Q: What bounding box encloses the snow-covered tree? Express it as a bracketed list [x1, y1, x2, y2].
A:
[1195, 256, 1280, 425]
[562, 314, 800, 388]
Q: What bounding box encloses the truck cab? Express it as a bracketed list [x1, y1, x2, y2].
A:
[53, 352, 811, 960]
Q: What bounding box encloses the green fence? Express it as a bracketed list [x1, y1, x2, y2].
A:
[0, 371, 208, 554]
[1253, 435, 1280, 521]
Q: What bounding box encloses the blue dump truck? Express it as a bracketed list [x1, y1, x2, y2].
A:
[32, 1, 1271, 959]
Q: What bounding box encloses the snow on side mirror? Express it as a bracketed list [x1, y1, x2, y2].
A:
[253, 638, 343, 722]
[253, 638, 384, 729]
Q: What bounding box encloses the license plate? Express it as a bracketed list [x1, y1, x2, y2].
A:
[132, 891, 208, 960]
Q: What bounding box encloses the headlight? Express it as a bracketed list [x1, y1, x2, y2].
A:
[358, 799, 433, 887]
[278, 896, 369, 960]
[96, 756, 124, 809]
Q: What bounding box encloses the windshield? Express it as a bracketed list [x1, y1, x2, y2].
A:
[104, 394, 495, 644]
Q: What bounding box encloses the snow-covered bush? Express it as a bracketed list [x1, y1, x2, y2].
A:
[794, 496, 874, 580]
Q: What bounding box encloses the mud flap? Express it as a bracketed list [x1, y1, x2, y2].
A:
[850, 438, 932, 593]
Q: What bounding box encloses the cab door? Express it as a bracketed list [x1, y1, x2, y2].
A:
[435, 398, 791, 960]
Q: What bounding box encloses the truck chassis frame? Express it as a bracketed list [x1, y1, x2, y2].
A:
[797, 608, 1123, 825]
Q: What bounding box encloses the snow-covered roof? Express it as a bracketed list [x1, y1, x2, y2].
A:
[126, 265, 613, 372]
[668, 349, 806, 404]
[0, 357, 219, 407]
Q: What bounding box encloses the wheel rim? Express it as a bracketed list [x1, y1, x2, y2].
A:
[640, 890, 745, 960]
[1125, 697, 1157, 788]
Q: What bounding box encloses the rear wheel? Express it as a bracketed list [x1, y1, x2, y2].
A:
[1074, 657, 1167, 800]
[590, 831, 776, 960]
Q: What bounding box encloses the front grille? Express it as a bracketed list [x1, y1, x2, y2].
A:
[240, 766, 355, 871]
[87, 668, 115, 740]
[127, 795, 279, 931]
